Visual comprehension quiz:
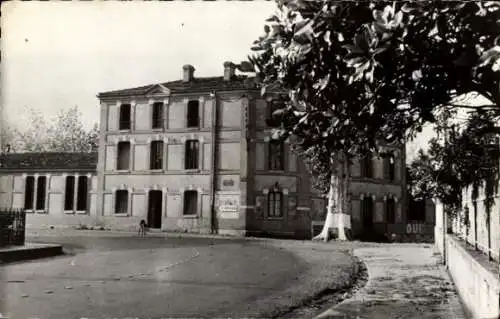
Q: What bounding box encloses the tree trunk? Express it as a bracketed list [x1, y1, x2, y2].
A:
[313, 158, 350, 242]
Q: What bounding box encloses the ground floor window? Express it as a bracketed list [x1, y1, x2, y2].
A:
[267, 191, 283, 218]
[76, 176, 88, 211]
[115, 190, 129, 214]
[24, 176, 47, 211]
[64, 176, 75, 210]
[386, 198, 395, 223]
[24, 176, 35, 210]
[183, 190, 198, 216]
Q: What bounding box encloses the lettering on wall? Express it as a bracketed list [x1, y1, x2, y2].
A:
[222, 179, 235, 187]
[216, 194, 240, 219]
[406, 223, 424, 234]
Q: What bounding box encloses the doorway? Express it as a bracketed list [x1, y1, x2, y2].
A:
[362, 197, 374, 231]
[147, 190, 163, 229]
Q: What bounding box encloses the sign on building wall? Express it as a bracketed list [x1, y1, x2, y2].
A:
[406, 223, 424, 234]
[216, 194, 240, 219]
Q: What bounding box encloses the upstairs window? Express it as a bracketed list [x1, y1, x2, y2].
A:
[187, 100, 200, 128]
[266, 100, 285, 127]
[185, 140, 199, 170]
[362, 155, 373, 178]
[388, 156, 395, 181]
[115, 190, 129, 214]
[268, 140, 284, 171]
[119, 104, 131, 130]
[268, 191, 283, 218]
[117, 141, 131, 170]
[64, 176, 75, 211]
[183, 190, 198, 216]
[24, 176, 35, 210]
[150, 140, 164, 170]
[386, 198, 395, 223]
[152, 102, 164, 129]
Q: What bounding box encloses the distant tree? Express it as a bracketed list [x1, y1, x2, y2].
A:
[3, 106, 99, 153]
[246, 1, 500, 241]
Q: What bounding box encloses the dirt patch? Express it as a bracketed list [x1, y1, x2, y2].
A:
[275, 256, 369, 319]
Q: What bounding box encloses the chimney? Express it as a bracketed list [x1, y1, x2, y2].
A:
[183, 64, 195, 82]
[223, 61, 235, 81]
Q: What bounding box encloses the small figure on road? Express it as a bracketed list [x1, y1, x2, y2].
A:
[138, 219, 147, 237]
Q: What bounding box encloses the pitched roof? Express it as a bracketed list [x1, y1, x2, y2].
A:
[0, 152, 98, 171]
[98, 75, 259, 98]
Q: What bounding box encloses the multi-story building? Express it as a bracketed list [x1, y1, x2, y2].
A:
[0, 63, 422, 240]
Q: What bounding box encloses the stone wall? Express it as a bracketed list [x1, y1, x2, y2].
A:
[446, 235, 499, 319]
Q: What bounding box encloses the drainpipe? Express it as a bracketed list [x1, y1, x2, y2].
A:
[209, 90, 218, 234]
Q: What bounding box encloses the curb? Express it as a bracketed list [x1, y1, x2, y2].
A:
[0, 244, 64, 264]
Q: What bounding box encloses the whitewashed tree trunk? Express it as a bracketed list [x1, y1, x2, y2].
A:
[313, 158, 350, 242]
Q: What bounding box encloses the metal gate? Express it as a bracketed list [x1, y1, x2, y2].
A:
[0, 208, 26, 247]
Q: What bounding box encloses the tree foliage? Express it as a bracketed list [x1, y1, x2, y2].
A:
[2, 106, 99, 153]
[249, 1, 500, 164]
[409, 110, 500, 216]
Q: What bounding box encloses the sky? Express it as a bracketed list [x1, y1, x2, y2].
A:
[1, 1, 492, 163]
[1, 1, 277, 130]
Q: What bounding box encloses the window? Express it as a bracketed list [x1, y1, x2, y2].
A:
[362, 197, 374, 227]
[185, 140, 199, 169]
[119, 104, 131, 130]
[362, 156, 373, 178]
[117, 141, 131, 170]
[64, 176, 75, 211]
[268, 140, 284, 171]
[268, 191, 283, 218]
[183, 190, 198, 216]
[36, 176, 47, 210]
[409, 199, 426, 222]
[266, 100, 284, 127]
[187, 100, 199, 128]
[115, 190, 128, 214]
[152, 102, 164, 129]
[24, 176, 35, 210]
[388, 156, 395, 181]
[76, 176, 88, 211]
[150, 141, 164, 170]
[386, 198, 395, 223]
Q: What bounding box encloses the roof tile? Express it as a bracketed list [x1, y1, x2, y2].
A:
[98, 76, 258, 98]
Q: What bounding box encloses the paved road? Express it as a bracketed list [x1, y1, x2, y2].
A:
[316, 245, 467, 319]
[0, 235, 311, 319]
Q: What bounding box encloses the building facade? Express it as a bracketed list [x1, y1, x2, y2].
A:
[0, 63, 420, 240]
[0, 153, 99, 228]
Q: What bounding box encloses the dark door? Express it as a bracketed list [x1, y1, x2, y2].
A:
[362, 197, 374, 231]
[147, 190, 163, 228]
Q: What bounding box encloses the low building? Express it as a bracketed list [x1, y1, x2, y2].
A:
[0, 152, 98, 228]
[0, 63, 426, 240]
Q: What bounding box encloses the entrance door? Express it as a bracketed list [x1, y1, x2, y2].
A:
[147, 190, 163, 228]
[362, 197, 374, 231]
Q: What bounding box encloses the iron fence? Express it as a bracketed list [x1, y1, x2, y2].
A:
[0, 208, 26, 247]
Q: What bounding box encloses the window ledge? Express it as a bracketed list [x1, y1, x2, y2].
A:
[35, 210, 47, 214]
[149, 169, 164, 173]
[265, 217, 284, 220]
[64, 210, 75, 215]
[182, 215, 199, 219]
[76, 210, 88, 215]
[184, 169, 201, 173]
[25, 210, 34, 214]
[118, 129, 131, 133]
[115, 170, 131, 174]
[113, 213, 129, 217]
[151, 128, 165, 132]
